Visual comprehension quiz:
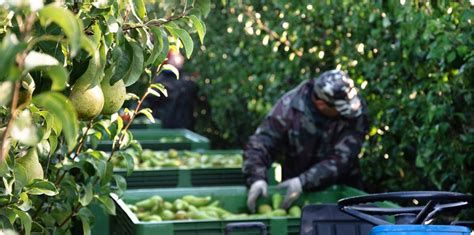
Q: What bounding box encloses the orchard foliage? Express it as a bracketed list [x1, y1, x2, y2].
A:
[0, 0, 208, 234]
[188, 1, 473, 193]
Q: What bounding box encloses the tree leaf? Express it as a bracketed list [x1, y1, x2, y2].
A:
[77, 207, 93, 235]
[0, 34, 27, 82]
[79, 182, 94, 206]
[132, 0, 146, 20]
[18, 192, 32, 211]
[117, 151, 134, 176]
[23, 51, 68, 91]
[26, 179, 58, 196]
[165, 26, 194, 58]
[150, 83, 167, 96]
[146, 87, 161, 98]
[145, 26, 164, 66]
[13, 209, 32, 235]
[123, 40, 144, 86]
[97, 195, 116, 215]
[137, 108, 155, 124]
[160, 64, 179, 79]
[112, 174, 127, 197]
[189, 15, 206, 44]
[32, 92, 79, 152]
[194, 0, 211, 18]
[38, 5, 83, 57]
[11, 109, 40, 146]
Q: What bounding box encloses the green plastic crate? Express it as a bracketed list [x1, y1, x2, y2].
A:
[97, 129, 210, 151]
[110, 185, 371, 235]
[113, 150, 278, 188]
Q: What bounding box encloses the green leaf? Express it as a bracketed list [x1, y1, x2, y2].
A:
[11, 109, 40, 146]
[81, 35, 97, 57]
[147, 87, 161, 98]
[0, 34, 27, 82]
[96, 160, 113, 186]
[123, 40, 144, 86]
[14, 209, 32, 235]
[153, 32, 169, 67]
[97, 195, 116, 215]
[112, 174, 127, 197]
[32, 92, 79, 152]
[13, 163, 28, 190]
[189, 15, 206, 44]
[77, 207, 93, 235]
[160, 64, 179, 79]
[194, 0, 211, 18]
[132, 0, 146, 20]
[137, 108, 155, 124]
[23, 51, 68, 91]
[79, 183, 94, 206]
[150, 83, 167, 95]
[26, 179, 58, 196]
[18, 192, 32, 211]
[38, 5, 83, 57]
[117, 151, 134, 176]
[165, 26, 194, 58]
[145, 26, 164, 66]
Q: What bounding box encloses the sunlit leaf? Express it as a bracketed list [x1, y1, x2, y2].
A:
[160, 64, 179, 80]
[38, 5, 83, 56]
[145, 26, 164, 66]
[0, 34, 27, 82]
[79, 183, 94, 206]
[189, 15, 206, 44]
[32, 92, 78, 151]
[13, 209, 32, 235]
[23, 51, 68, 91]
[77, 207, 94, 235]
[97, 195, 116, 215]
[26, 179, 58, 196]
[132, 0, 146, 20]
[11, 109, 40, 146]
[194, 0, 211, 18]
[165, 26, 194, 58]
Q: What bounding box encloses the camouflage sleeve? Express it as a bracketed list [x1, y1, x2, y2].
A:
[243, 101, 289, 187]
[298, 115, 369, 190]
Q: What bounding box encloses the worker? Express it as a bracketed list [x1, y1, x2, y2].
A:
[243, 69, 370, 212]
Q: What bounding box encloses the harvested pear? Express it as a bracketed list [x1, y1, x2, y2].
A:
[101, 67, 126, 115]
[257, 204, 273, 214]
[16, 148, 43, 183]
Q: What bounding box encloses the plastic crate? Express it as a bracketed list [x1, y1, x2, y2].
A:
[110, 185, 370, 235]
[113, 150, 279, 188]
[97, 129, 210, 151]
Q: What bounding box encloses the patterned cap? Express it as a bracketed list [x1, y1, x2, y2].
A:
[313, 69, 362, 118]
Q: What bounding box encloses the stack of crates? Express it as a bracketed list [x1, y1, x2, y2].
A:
[91, 121, 378, 235]
[91, 121, 282, 234]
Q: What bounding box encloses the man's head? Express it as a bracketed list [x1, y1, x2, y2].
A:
[312, 69, 362, 118]
[166, 49, 185, 70]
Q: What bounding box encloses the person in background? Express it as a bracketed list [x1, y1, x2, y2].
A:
[243, 69, 370, 212]
[145, 49, 198, 130]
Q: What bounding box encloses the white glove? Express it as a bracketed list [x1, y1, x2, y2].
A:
[247, 180, 268, 213]
[277, 177, 302, 210]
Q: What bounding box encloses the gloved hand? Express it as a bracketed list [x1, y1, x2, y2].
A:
[276, 177, 302, 210]
[247, 180, 268, 213]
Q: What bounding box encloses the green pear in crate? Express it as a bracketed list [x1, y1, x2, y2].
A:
[128, 193, 302, 222]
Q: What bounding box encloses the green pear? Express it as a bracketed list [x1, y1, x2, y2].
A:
[69, 83, 104, 120]
[70, 46, 106, 120]
[101, 66, 126, 115]
[16, 148, 43, 183]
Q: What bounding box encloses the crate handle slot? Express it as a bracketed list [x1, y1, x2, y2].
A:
[225, 222, 267, 235]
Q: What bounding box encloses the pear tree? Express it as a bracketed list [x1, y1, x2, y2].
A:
[0, 0, 209, 233]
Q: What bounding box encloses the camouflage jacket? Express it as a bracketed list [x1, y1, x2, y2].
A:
[243, 79, 369, 191]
